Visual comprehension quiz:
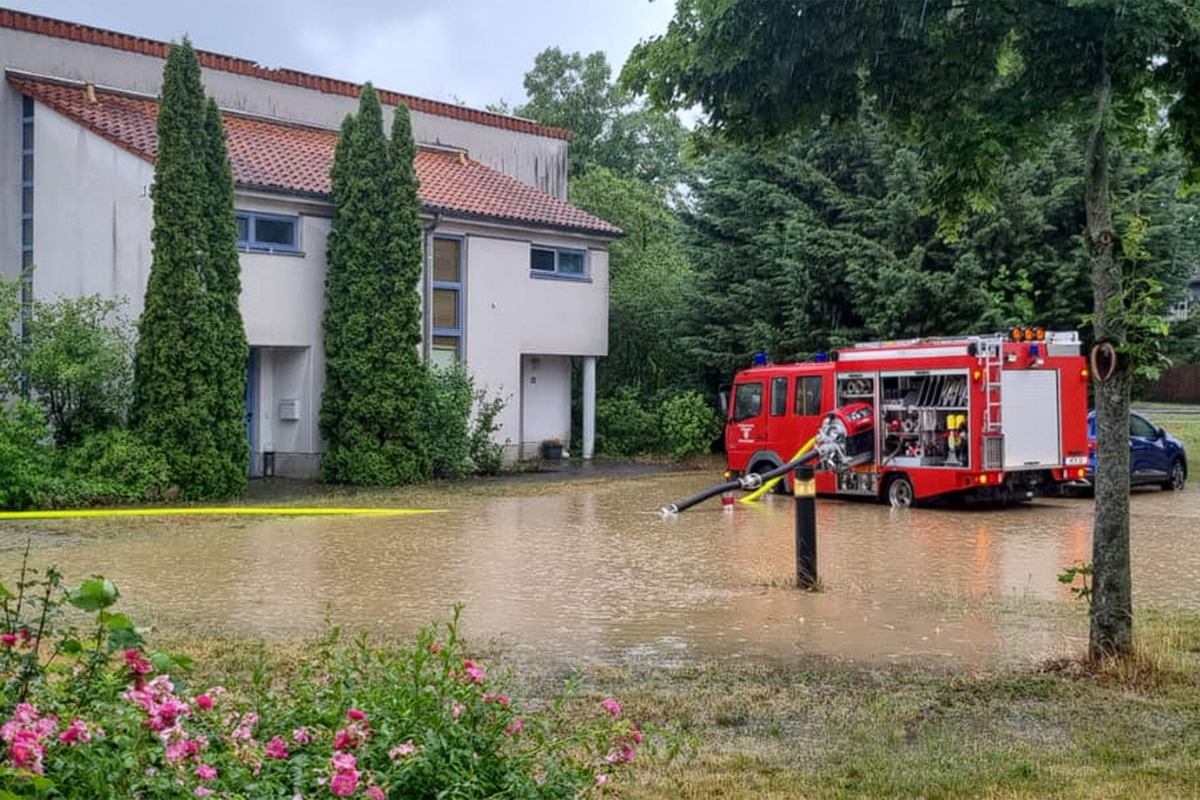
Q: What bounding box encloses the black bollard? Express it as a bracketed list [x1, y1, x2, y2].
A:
[794, 464, 817, 588]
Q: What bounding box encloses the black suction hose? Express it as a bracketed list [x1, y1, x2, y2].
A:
[661, 478, 743, 515]
[662, 450, 820, 514]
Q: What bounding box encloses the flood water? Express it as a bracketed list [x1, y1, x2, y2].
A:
[2, 472, 1198, 671]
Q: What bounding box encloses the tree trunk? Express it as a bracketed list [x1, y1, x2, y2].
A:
[1085, 66, 1133, 659]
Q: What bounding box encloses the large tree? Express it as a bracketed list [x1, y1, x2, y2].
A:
[131, 38, 247, 499]
[517, 47, 688, 187]
[320, 88, 431, 485]
[625, 0, 1200, 658]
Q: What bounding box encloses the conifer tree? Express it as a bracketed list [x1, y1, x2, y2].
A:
[131, 39, 247, 498]
[199, 97, 249, 496]
[320, 88, 431, 484]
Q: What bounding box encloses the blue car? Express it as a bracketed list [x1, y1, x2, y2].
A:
[1087, 410, 1188, 491]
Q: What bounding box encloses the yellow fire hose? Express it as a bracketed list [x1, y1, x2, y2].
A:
[0, 507, 445, 520]
[739, 437, 816, 503]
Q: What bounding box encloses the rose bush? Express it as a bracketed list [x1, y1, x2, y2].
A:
[0, 558, 648, 798]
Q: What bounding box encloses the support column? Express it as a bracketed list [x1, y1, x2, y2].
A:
[582, 356, 596, 460]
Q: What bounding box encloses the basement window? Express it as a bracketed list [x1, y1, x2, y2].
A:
[236, 211, 300, 254]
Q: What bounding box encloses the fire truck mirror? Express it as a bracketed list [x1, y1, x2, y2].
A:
[1089, 342, 1117, 383]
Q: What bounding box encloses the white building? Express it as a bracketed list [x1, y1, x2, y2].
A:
[0, 8, 620, 478]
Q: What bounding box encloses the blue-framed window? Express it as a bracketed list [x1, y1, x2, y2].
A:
[236, 211, 301, 253]
[20, 96, 34, 340]
[430, 235, 464, 367]
[530, 245, 587, 279]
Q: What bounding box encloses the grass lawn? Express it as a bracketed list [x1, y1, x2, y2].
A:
[159, 607, 1200, 800]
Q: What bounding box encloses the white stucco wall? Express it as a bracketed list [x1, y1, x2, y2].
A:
[1, 25, 569, 197]
[31, 104, 154, 312]
[0, 82, 23, 283]
[443, 225, 610, 456]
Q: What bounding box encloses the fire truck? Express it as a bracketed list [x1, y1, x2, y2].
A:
[722, 329, 1091, 506]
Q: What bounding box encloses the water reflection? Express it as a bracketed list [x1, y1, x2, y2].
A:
[0, 474, 1195, 670]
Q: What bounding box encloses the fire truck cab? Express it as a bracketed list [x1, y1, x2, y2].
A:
[724, 330, 1091, 506]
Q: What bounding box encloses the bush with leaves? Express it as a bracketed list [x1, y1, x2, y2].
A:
[421, 365, 508, 478]
[660, 390, 721, 461]
[23, 294, 134, 447]
[62, 429, 172, 502]
[0, 564, 652, 798]
[596, 387, 661, 457]
[0, 402, 55, 511]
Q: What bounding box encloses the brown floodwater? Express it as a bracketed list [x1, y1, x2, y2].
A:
[1, 472, 1197, 670]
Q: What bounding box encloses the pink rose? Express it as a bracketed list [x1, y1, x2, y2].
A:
[195, 694, 213, 711]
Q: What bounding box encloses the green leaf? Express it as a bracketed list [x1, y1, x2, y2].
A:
[59, 638, 83, 654]
[0, 581, 14, 601]
[103, 612, 135, 631]
[66, 577, 119, 611]
[109, 626, 144, 651]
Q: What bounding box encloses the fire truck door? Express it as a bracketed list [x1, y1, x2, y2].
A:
[1000, 370, 1061, 467]
[730, 380, 766, 445]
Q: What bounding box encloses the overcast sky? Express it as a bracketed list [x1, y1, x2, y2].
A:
[5, 0, 677, 111]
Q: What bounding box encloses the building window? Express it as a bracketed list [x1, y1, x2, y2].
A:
[430, 235, 463, 367]
[530, 245, 587, 279]
[236, 211, 300, 253]
[20, 95, 34, 341]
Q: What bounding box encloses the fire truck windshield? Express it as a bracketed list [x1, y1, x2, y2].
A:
[732, 382, 763, 421]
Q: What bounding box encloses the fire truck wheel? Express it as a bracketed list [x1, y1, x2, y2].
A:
[886, 475, 914, 508]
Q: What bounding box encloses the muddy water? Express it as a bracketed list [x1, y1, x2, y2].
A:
[1, 473, 1197, 670]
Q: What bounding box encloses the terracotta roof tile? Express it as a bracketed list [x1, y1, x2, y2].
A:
[10, 76, 621, 237]
[0, 8, 570, 141]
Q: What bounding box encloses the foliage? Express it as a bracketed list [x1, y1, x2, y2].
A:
[320, 89, 432, 486]
[596, 387, 661, 457]
[197, 96, 251, 498]
[626, 0, 1200, 658]
[421, 365, 508, 479]
[22, 294, 133, 448]
[0, 569, 647, 799]
[1058, 563, 1094, 602]
[468, 388, 507, 477]
[0, 278, 22, 401]
[62, 429, 172, 502]
[518, 47, 688, 186]
[659, 390, 721, 461]
[569, 167, 694, 401]
[0, 402, 54, 511]
[131, 38, 247, 500]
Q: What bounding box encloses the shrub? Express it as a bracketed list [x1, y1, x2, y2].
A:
[596, 387, 661, 457]
[0, 401, 55, 511]
[63, 429, 172, 501]
[468, 388, 507, 475]
[23, 294, 134, 448]
[0, 566, 649, 799]
[423, 365, 474, 478]
[422, 365, 508, 478]
[660, 390, 722, 461]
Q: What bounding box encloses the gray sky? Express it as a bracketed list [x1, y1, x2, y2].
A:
[5, 0, 677, 110]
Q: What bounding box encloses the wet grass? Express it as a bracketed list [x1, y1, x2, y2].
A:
[154, 610, 1200, 800]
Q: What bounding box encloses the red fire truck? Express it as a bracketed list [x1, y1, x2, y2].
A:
[722, 329, 1091, 506]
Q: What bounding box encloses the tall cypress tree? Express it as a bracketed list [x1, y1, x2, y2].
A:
[132, 39, 247, 499]
[320, 88, 431, 484]
[200, 97, 249, 496]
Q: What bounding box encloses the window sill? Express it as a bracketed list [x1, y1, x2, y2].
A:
[529, 271, 592, 284]
[238, 246, 306, 257]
